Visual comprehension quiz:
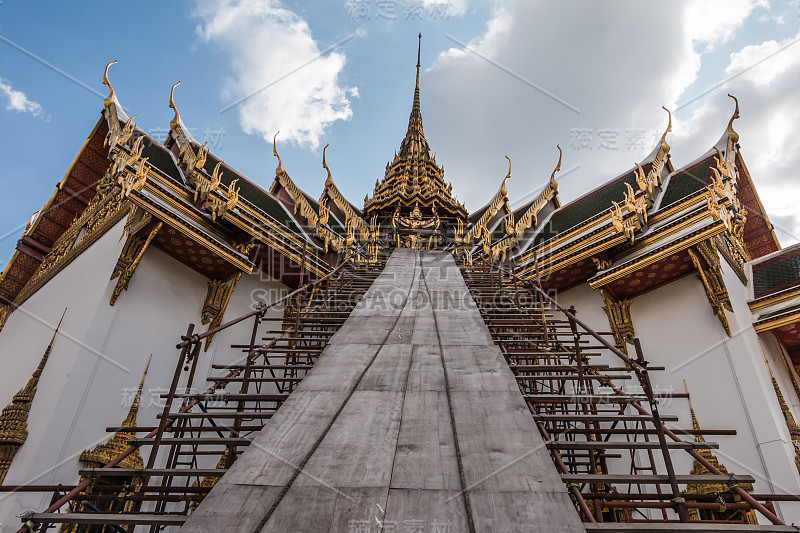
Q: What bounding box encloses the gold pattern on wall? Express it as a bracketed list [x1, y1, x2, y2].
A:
[109, 221, 163, 306]
[688, 245, 732, 336]
[682, 381, 757, 524]
[0, 305, 10, 334]
[0, 309, 65, 484]
[16, 173, 129, 307]
[762, 349, 800, 474]
[713, 233, 747, 284]
[599, 289, 634, 354]
[202, 273, 242, 351]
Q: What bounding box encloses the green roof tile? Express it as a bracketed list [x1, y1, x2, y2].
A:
[532, 169, 641, 246]
[753, 249, 800, 298]
[660, 157, 713, 207]
[142, 140, 183, 185]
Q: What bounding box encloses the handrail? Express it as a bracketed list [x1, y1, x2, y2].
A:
[483, 257, 647, 376]
[176, 257, 351, 349]
[475, 255, 785, 525]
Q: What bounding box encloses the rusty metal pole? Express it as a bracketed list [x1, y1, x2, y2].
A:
[633, 338, 689, 523]
[145, 324, 195, 471]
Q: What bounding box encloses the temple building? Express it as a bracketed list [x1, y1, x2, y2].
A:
[1, 37, 800, 532]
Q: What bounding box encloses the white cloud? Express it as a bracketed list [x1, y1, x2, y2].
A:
[684, 0, 768, 49]
[673, 29, 800, 245]
[417, 0, 771, 216]
[0, 77, 46, 119]
[420, 0, 469, 17]
[195, 0, 357, 150]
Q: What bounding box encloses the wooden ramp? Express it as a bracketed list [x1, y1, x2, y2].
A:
[181, 249, 586, 533]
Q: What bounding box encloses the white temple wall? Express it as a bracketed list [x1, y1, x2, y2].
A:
[556, 266, 800, 523]
[0, 220, 290, 530]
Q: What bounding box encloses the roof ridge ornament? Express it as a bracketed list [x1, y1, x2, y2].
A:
[550, 145, 562, 189]
[501, 155, 511, 196]
[169, 81, 182, 132]
[322, 143, 333, 187]
[102, 60, 118, 110]
[273, 131, 285, 177]
[727, 93, 740, 145]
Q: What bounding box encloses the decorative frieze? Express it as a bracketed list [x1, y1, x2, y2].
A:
[109, 221, 163, 306]
[599, 289, 635, 353]
[0, 305, 10, 334]
[688, 245, 732, 337]
[201, 273, 242, 351]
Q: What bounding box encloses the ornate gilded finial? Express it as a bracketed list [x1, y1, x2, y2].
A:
[501, 155, 511, 196]
[273, 131, 285, 176]
[727, 94, 740, 145]
[79, 355, 150, 472]
[0, 308, 66, 484]
[322, 143, 333, 187]
[550, 145, 562, 189]
[169, 81, 182, 131]
[417, 33, 422, 72]
[683, 380, 703, 436]
[102, 60, 118, 110]
[662, 105, 672, 134]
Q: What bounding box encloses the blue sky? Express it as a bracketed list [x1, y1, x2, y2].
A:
[1, 0, 799, 269]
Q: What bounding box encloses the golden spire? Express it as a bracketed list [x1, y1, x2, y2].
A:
[399, 33, 430, 159]
[102, 60, 118, 110]
[79, 355, 151, 470]
[169, 81, 182, 132]
[0, 309, 66, 484]
[726, 94, 740, 145]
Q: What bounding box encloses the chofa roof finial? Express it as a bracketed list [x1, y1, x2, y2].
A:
[169, 81, 182, 131]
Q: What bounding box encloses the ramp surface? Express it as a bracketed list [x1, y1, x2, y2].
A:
[182, 249, 586, 532]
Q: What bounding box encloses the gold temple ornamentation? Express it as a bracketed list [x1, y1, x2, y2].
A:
[643, 107, 671, 197]
[688, 244, 733, 336]
[62, 357, 152, 530]
[272, 133, 319, 228]
[610, 201, 639, 245]
[714, 233, 748, 284]
[16, 173, 129, 307]
[514, 146, 561, 237]
[464, 157, 511, 244]
[0, 304, 10, 334]
[109, 221, 163, 306]
[600, 289, 635, 353]
[682, 381, 757, 524]
[201, 272, 242, 351]
[0, 309, 65, 484]
[762, 351, 800, 474]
